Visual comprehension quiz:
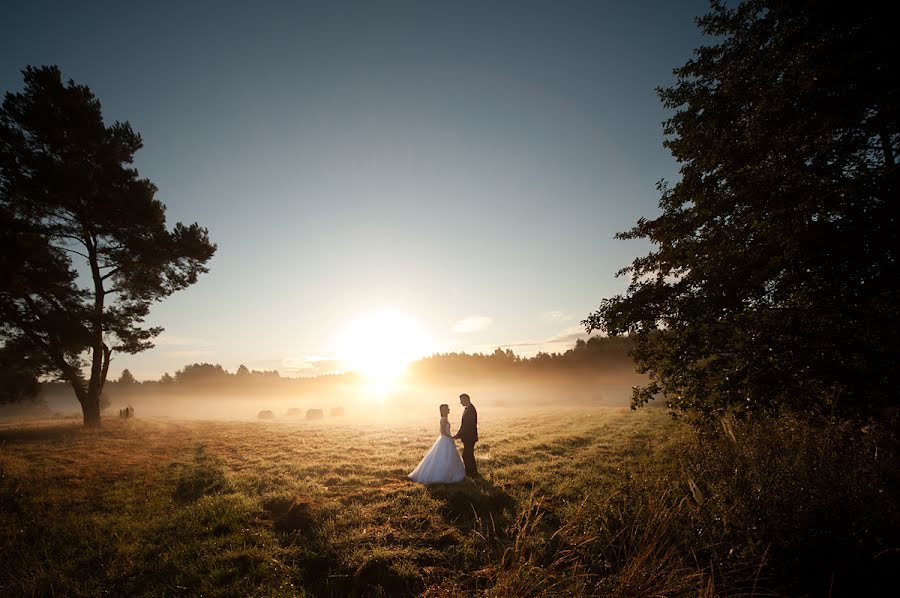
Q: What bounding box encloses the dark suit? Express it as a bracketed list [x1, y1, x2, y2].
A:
[453, 403, 478, 477]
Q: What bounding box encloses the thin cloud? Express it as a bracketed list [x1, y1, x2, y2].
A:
[502, 325, 587, 349]
[155, 335, 214, 348]
[542, 310, 574, 322]
[453, 316, 493, 333]
[282, 355, 345, 377]
[156, 335, 216, 361]
[166, 349, 216, 359]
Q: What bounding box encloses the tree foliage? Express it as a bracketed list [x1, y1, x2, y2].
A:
[0, 66, 216, 426]
[117, 369, 136, 385]
[411, 336, 636, 382]
[0, 340, 42, 403]
[174, 362, 231, 385]
[585, 1, 899, 418]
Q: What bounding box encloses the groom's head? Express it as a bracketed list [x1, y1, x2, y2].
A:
[459, 393, 471, 407]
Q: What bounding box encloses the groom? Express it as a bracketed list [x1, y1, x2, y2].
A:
[453, 393, 479, 477]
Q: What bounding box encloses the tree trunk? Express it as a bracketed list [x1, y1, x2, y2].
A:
[84, 230, 108, 429]
[80, 391, 102, 428]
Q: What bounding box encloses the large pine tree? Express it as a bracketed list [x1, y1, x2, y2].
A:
[0, 66, 216, 427]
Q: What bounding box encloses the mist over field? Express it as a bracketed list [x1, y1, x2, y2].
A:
[2, 368, 648, 424]
[0, 336, 647, 424]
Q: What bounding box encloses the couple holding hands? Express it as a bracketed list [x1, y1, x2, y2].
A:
[408, 393, 478, 484]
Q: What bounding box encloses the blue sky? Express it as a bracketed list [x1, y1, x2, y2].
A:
[1, 1, 709, 380]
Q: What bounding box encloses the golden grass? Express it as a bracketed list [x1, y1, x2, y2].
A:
[0, 406, 688, 595]
[10, 404, 889, 596]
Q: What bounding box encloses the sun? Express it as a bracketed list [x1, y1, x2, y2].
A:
[333, 309, 432, 389]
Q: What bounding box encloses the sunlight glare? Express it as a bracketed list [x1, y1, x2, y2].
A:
[333, 309, 433, 392]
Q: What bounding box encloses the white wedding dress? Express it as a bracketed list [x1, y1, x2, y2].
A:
[408, 417, 466, 484]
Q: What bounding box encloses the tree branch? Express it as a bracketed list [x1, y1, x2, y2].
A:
[46, 211, 81, 228]
[59, 246, 90, 260]
[53, 233, 90, 248]
[13, 298, 87, 399]
[99, 342, 112, 396]
[100, 267, 121, 281]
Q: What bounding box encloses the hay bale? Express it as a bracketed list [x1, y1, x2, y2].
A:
[258, 410, 274, 420]
[286, 407, 303, 417]
[306, 409, 324, 420]
[330, 406, 345, 417]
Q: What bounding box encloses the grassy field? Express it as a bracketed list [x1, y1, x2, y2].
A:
[1, 405, 897, 596]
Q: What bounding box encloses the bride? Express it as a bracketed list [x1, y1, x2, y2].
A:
[408, 404, 466, 484]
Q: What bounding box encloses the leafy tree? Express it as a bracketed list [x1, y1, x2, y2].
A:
[585, 1, 899, 419]
[159, 372, 175, 385]
[174, 363, 230, 385]
[118, 369, 136, 385]
[0, 66, 216, 427]
[0, 341, 41, 403]
[236, 364, 251, 378]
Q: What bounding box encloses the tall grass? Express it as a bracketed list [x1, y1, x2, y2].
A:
[680, 413, 900, 596]
[0, 408, 897, 596]
[469, 492, 591, 596]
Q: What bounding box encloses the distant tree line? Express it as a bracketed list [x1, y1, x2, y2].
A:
[139, 335, 632, 386]
[21, 336, 635, 406]
[101, 363, 284, 389]
[409, 336, 635, 382]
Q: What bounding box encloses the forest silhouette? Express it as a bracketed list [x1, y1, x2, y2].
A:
[16, 336, 642, 417]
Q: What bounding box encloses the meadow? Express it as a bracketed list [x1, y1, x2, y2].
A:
[1, 404, 897, 597]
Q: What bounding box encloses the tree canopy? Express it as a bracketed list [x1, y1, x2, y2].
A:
[0, 66, 216, 426]
[585, 1, 899, 419]
[118, 369, 136, 385]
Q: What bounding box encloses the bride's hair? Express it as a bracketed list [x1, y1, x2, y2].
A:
[439, 403, 449, 415]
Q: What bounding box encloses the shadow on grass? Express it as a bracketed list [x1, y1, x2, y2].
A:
[427, 475, 517, 529]
[259, 494, 340, 596]
[262, 495, 425, 598]
[0, 421, 96, 444]
[172, 443, 229, 503]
